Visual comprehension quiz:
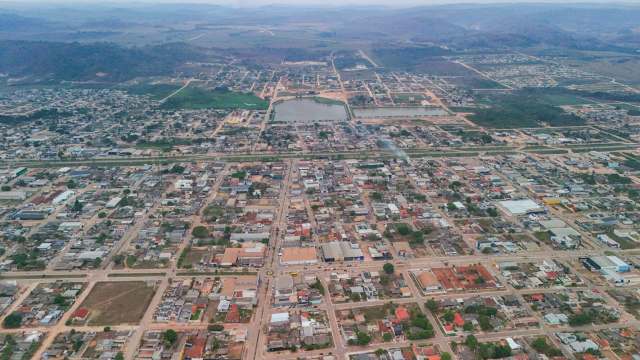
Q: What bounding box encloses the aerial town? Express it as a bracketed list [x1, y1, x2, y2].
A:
[1, 2, 640, 360]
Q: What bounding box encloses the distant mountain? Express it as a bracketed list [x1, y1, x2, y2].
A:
[0, 13, 54, 32]
[341, 14, 470, 42]
[0, 41, 207, 82]
[348, 4, 640, 52]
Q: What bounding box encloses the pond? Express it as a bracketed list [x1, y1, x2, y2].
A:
[353, 107, 448, 118]
[272, 98, 348, 123]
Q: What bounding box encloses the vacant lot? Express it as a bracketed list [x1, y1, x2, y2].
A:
[79, 281, 157, 325]
[179, 247, 210, 268]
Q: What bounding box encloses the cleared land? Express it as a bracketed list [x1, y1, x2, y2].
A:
[78, 281, 158, 325]
[124, 83, 181, 100]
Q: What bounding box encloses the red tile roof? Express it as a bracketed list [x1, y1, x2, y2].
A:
[395, 306, 410, 322]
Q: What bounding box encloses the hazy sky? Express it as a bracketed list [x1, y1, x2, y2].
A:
[8, 0, 640, 6]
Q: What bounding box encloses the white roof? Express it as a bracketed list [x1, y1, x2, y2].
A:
[607, 255, 629, 268]
[499, 199, 543, 215]
[506, 337, 521, 350]
[270, 312, 289, 323]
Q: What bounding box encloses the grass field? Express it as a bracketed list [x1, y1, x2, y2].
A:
[78, 281, 157, 325]
[125, 83, 181, 100]
[161, 86, 269, 110]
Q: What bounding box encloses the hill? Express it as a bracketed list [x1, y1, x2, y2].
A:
[0, 41, 206, 82]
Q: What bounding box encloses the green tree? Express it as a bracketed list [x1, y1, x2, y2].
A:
[231, 171, 247, 180]
[443, 310, 455, 323]
[310, 280, 325, 295]
[441, 352, 452, 360]
[463, 321, 474, 332]
[169, 165, 185, 174]
[478, 315, 493, 331]
[426, 298, 438, 313]
[191, 226, 209, 239]
[383, 262, 395, 275]
[465, 334, 478, 351]
[493, 345, 512, 358]
[53, 294, 67, 306]
[66, 179, 77, 189]
[71, 199, 83, 212]
[396, 223, 411, 236]
[163, 329, 178, 346]
[410, 230, 425, 245]
[113, 254, 125, 266]
[114, 352, 124, 360]
[568, 312, 593, 326]
[355, 331, 371, 346]
[530, 337, 562, 356]
[2, 312, 22, 328]
[208, 324, 224, 332]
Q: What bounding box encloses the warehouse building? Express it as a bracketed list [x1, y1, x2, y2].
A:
[320, 241, 364, 262]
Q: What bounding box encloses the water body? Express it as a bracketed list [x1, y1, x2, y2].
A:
[353, 107, 448, 118]
[273, 98, 348, 123]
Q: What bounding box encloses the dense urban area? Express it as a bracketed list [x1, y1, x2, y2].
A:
[0, 2, 640, 360]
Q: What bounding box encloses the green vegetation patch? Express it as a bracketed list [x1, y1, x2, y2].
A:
[467, 88, 586, 128]
[161, 86, 268, 110]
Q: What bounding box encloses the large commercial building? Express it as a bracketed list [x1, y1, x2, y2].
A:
[320, 241, 364, 262]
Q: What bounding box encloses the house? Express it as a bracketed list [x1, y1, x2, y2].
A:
[395, 306, 410, 322]
[71, 308, 89, 322]
[274, 275, 295, 306]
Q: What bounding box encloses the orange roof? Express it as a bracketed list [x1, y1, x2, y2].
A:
[225, 304, 240, 323]
[281, 247, 317, 264]
[417, 271, 440, 289]
[221, 248, 241, 265]
[395, 306, 410, 321]
[531, 294, 544, 301]
[72, 308, 89, 319]
[454, 312, 464, 327]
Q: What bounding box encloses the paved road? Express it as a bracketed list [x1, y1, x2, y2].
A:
[2, 139, 636, 169]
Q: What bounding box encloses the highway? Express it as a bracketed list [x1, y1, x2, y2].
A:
[1, 129, 636, 169]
